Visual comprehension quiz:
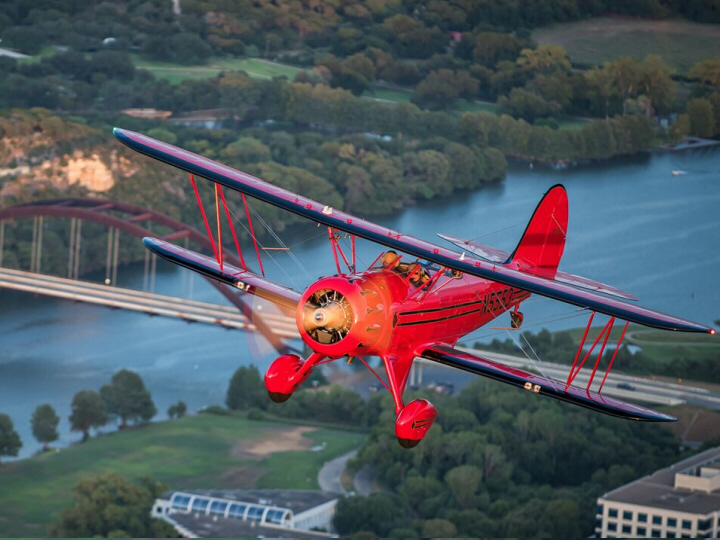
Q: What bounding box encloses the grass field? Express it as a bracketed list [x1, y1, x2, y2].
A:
[662, 405, 720, 443]
[0, 414, 365, 537]
[566, 324, 720, 363]
[533, 17, 720, 73]
[366, 86, 504, 115]
[132, 55, 304, 84]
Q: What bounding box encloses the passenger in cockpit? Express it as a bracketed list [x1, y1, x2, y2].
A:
[382, 251, 430, 287]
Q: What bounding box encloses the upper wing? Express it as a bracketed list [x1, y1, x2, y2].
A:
[143, 237, 302, 312]
[420, 345, 675, 422]
[438, 233, 639, 301]
[114, 128, 713, 334]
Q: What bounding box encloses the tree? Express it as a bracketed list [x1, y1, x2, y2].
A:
[585, 56, 675, 117]
[222, 137, 271, 163]
[422, 518, 457, 537]
[146, 128, 177, 145]
[0, 413, 22, 465]
[70, 391, 108, 442]
[404, 149, 452, 199]
[176, 401, 187, 418]
[516, 45, 571, 74]
[167, 401, 187, 419]
[689, 58, 720, 89]
[686, 98, 716, 138]
[1, 26, 45, 55]
[498, 88, 550, 122]
[168, 33, 212, 65]
[101, 370, 157, 428]
[446, 465, 484, 509]
[333, 492, 410, 536]
[669, 113, 691, 143]
[540, 499, 581, 537]
[226, 365, 264, 410]
[218, 71, 261, 118]
[49, 473, 177, 538]
[31, 404, 59, 451]
[472, 32, 525, 67]
[413, 69, 478, 110]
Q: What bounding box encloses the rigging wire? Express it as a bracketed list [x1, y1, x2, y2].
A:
[467, 220, 525, 243]
[247, 203, 312, 280]
[459, 306, 588, 342]
[198, 180, 301, 288]
[495, 292, 557, 388]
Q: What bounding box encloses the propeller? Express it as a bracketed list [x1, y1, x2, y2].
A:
[302, 288, 353, 344]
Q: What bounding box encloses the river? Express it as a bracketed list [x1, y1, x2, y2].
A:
[1, 149, 718, 459]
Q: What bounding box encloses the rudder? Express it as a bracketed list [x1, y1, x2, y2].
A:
[507, 184, 568, 275]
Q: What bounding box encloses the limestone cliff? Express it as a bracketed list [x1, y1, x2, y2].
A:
[0, 109, 139, 195]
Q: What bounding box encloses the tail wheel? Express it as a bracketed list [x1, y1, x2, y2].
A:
[511, 310, 524, 329]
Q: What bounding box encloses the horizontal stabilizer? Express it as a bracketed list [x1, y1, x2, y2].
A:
[143, 237, 301, 311]
[437, 233, 509, 263]
[438, 233, 638, 301]
[421, 346, 675, 422]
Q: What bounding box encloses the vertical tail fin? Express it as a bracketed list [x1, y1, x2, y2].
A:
[508, 184, 568, 275]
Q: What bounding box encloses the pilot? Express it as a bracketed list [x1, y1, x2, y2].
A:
[406, 262, 430, 288]
[381, 250, 400, 269]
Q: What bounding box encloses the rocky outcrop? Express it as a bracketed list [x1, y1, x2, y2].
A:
[0, 109, 140, 193]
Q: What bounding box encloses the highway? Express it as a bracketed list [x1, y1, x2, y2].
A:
[0, 267, 298, 338]
[341, 348, 720, 411]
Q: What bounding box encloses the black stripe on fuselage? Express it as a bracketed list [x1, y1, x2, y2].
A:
[398, 287, 527, 317]
[396, 288, 530, 327]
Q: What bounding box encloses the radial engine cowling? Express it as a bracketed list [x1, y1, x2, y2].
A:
[297, 275, 390, 358]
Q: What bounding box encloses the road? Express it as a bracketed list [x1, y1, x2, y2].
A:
[317, 450, 357, 493]
[0, 47, 30, 59]
[0, 267, 298, 337]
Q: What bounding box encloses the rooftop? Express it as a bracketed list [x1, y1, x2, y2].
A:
[171, 513, 335, 539]
[162, 489, 338, 516]
[601, 446, 720, 515]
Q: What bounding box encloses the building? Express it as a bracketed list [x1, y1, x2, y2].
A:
[152, 488, 339, 538]
[596, 446, 720, 538]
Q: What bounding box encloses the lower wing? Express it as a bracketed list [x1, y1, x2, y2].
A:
[420, 345, 675, 422]
[143, 237, 302, 312]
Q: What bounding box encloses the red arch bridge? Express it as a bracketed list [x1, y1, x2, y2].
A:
[0, 198, 299, 355]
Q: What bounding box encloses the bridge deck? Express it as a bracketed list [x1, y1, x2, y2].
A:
[0, 267, 299, 338]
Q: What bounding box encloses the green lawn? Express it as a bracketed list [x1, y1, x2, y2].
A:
[364, 87, 414, 103]
[365, 86, 502, 115]
[556, 116, 591, 130]
[0, 414, 365, 537]
[455, 99, 501, 114]
[132, 55, 304, 84]
[533, 17, 720, 73]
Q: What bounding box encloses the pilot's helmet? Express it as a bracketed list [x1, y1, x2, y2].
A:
[381, 250, 399, 268]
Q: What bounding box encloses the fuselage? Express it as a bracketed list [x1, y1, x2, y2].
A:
[296, 261, 531, 363]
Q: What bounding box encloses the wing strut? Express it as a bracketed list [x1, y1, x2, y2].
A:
[241, 194, 264, 276]
[189, 174, 220, 264]
[566, 314, 631, 394]
[599, 322, 630, 392]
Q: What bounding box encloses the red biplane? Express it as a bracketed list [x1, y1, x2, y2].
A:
[115, 128, 714, 448]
